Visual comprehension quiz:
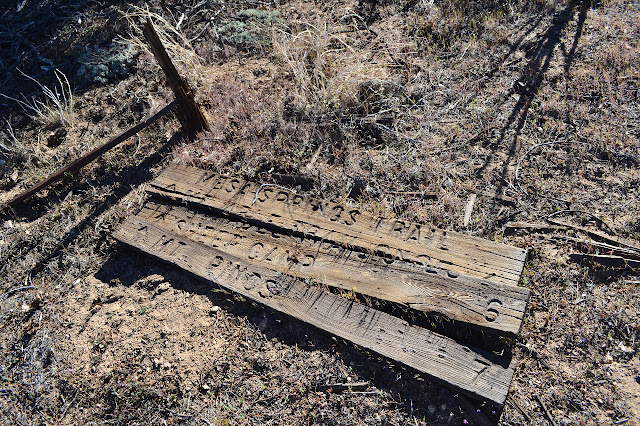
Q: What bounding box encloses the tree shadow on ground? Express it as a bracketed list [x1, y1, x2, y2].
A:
[474, 0, 593, 227]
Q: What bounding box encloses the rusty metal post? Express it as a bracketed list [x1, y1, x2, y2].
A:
[2, 101, 178, 210]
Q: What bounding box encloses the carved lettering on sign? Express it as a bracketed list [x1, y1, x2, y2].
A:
[486, 299, 503, 322]
[151, 167, 526, 288]
[113, 212, 518, 405]
[141, 205, 518, 336]
[140, 170, 529, 336]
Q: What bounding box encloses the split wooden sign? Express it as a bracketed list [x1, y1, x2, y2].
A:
[113, 164, 529, 405]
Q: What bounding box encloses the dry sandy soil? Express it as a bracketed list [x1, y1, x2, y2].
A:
[1, 0, 639, 424]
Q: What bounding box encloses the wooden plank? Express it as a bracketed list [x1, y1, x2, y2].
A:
[146, 165, 527, 287]
[1, 101, 177, 209]
[143, 20, 208, 138]
[138, 201, 529, 335]
[113, 215, 516, 405]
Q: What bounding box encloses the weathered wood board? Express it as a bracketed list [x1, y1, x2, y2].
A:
[112, 164, 529, 404]
[147, 165, 527, 287]
[137, 201, 529, 335]
[113, 216, 516, 405]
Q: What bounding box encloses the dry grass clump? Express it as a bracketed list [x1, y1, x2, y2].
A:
[121, 5, 205, 89]
[0, 69, 73, 131]
[272, 20, 393, 114]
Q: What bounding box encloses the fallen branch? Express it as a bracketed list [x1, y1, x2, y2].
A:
[2, 285, 36, 299]
[552, 235, 640, 260]
[508, 394, 532, 423]
[535, 394, 557, 426]
[506, 221, 640, 257]
[547, 219, 640, 252]
[546, 210, 616, 234]
[569, 254, 640, 269]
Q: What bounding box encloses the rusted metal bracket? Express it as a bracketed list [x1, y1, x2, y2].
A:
[2, 20, 207, 210]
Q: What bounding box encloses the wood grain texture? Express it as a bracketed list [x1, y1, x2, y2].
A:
[147, 164, 527, 287]
[113, 215, 516, 405]
[138, 201, 529, 335]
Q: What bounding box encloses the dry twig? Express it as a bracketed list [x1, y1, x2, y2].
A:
[547, 219, 639, 251]
[535, 394, 557, 426]
[2, 285, 36, 299]
[546, 210, 616, 235]
[508, 394, 532, 423]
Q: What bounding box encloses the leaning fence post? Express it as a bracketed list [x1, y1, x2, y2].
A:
[142, 19, 209, 139]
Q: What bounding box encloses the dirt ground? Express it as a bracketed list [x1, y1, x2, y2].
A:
[1, 0, 639, 424]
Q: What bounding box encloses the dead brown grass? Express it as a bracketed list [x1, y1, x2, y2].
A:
[1, 0, 639, 424]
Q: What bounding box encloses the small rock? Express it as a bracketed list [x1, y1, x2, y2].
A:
[46, 127, 67, 148]
[258, 318, 268, 331]
[153, 357, 172, 369]
[618, 342, 634, 354]
[603, 353, 614, 364]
